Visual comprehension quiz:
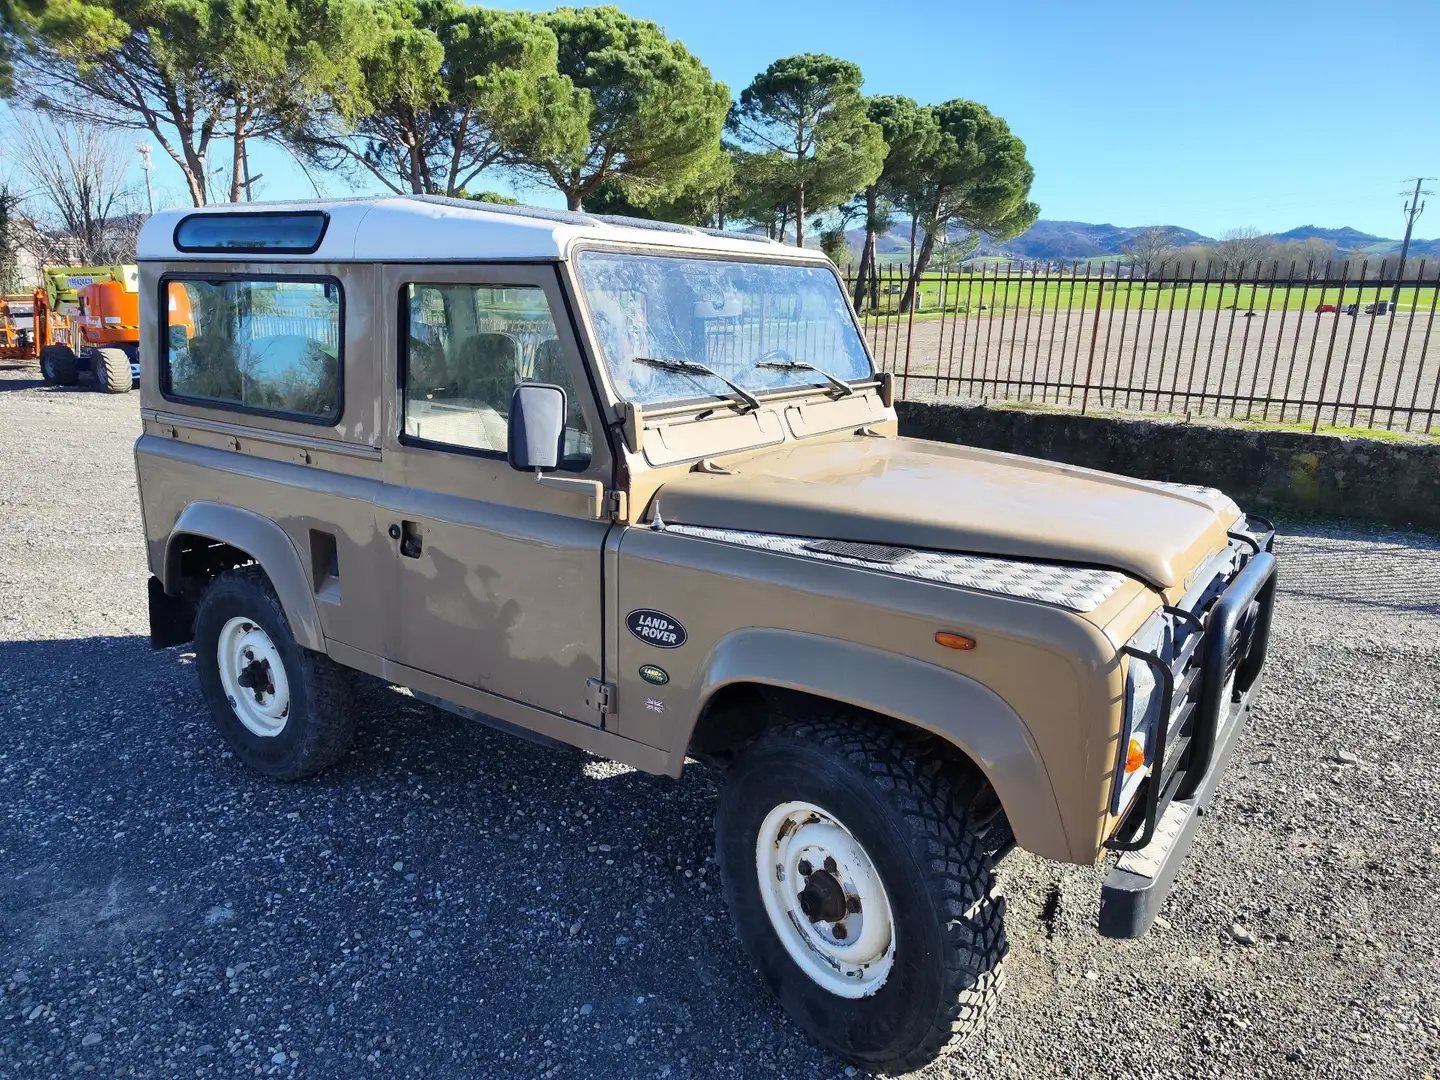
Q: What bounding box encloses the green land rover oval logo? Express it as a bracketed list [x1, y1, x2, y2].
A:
[639, 664, 669, 686]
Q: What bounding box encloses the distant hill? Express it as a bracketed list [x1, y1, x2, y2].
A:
[840, 224, 915, 256]
[840, 219, 1439, 263]
[976, 220, 1212, 261]
[1273, 224, 1440, 259]
[1274, 225, 1386, 246]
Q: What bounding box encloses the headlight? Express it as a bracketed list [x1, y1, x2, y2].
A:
[1110, 619, 1168, 815]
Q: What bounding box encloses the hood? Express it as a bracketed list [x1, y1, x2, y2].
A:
[653, 437, 1241, 590]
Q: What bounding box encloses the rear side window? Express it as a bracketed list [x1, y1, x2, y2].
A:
[162, 277, 342, 423]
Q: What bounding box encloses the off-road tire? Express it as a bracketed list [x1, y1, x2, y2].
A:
[715, 711, 1007, 1074]
[194, 565, 355, 779]
[95, 347, 132, 393]
[39, 344, 79, 386]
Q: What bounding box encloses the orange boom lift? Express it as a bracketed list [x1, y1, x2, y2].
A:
[35, 266, 143, 393]
[0, 288, 71, 363]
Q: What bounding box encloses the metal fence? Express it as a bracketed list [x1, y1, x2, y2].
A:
[246, 313, 341, 351]
[841, 260, 1440, 434]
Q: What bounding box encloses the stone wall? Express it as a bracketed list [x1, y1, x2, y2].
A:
[896, 401, 1440, 531]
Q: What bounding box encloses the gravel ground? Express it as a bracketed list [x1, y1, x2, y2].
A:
[1, 363, 1437, 1080]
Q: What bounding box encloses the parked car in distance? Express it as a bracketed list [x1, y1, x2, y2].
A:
[1315, 303, 1337, 313]
[132, 197, 1279, 1075]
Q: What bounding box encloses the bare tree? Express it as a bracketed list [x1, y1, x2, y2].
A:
[8, 111, 140, 263]
[1213, 227, 1274, 277]
[1293, 237, 1338, 279]
[1121, 225, 1180, 278]
[0, 182, 23, 292]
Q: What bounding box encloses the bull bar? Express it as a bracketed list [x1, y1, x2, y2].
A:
[1098, 516, 1278, 938]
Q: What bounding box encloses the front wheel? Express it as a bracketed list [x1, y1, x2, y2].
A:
[193, 566, 356, 779]
[715, 713, 1007, 1074]
[94, 347, 132, 393]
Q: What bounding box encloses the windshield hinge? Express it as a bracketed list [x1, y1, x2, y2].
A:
[606, 490, 629, 521]
[585, 678, 615, 714]
[877, 371, 896, 408]
[619, 401, 645, 454]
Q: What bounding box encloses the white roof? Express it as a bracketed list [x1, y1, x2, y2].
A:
[137, 195, 830, 264]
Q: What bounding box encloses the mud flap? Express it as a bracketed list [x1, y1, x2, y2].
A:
[148, 575, 195, 649]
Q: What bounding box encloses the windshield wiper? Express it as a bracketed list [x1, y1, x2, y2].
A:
[753, 359, 856, 397]
[633, 356, 762, 411]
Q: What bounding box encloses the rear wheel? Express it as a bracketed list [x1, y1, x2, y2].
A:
[715, 712, 1008, 1074]
[194, 565, 356, 779]
[39, 344, 79, 386]
[95, 347, 132, 393]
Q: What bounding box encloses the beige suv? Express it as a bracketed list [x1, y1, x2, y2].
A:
[134, 197, 1277, 1074]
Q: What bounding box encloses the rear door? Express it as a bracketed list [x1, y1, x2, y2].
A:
[376, 262, 613, 723]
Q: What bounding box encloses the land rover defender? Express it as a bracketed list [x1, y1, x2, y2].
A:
[134, 197, 1277, 1073]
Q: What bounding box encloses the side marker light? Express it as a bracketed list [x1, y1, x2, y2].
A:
[934, 632, 976, 651]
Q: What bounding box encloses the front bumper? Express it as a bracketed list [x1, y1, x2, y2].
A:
[1098, 519, 1278, 938]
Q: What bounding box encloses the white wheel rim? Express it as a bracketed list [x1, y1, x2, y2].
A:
[755, 800, 896, 998]
[215, 616, 291, 737]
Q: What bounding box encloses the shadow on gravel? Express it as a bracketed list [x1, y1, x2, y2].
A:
[1, 634, 830, 1079]
[1276, 527, 1440, 616]
[0, 360, 102, 392]
[0, 377, 55, 392]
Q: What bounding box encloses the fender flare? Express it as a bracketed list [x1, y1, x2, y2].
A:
[684, 627, 1074, 863]
[163, 502, 325, 651]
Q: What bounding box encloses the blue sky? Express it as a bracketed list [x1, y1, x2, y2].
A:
[83, 0, 1440, 238]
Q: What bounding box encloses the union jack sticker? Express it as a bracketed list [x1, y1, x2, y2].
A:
[644, 697, 666, 713]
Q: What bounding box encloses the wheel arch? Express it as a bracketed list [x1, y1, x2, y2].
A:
[681, 627, 1074, 863]
[163, 502, 325, 651]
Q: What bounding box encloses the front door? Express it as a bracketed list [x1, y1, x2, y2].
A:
[377, 263, 612, 723]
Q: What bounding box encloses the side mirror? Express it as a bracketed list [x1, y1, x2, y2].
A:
[508, 382, 567, 471]
[692, 294, 743, 319]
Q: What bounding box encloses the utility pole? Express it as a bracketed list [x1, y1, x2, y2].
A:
[1393, 177, 1433, 309]
[240, 141, 263, 202]
[137, 143, 155, 214]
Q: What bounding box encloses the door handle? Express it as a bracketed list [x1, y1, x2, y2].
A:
[394, 520, 422, 559]
[388, 521, 423, 558]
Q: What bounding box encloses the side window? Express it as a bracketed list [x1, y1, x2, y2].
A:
[163, 278, 341, 422]
[401, 283, 591, 469]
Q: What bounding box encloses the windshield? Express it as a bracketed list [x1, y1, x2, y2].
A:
[576, 250, 873, 406]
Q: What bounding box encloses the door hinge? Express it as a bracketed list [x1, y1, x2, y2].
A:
[606, 490, 629, 521]
[585, 678, 615, 714]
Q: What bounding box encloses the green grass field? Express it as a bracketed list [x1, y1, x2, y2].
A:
[845, 275, 1440, 319]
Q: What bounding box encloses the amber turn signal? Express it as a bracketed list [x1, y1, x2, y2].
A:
[1124, 736, 1146, 774]
[934, 631, 976, 651]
